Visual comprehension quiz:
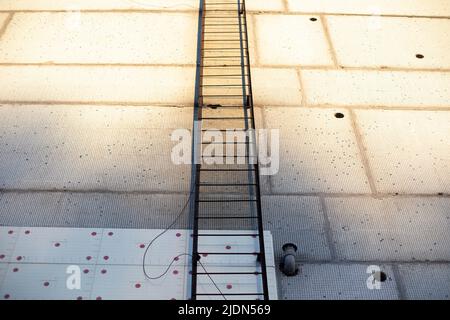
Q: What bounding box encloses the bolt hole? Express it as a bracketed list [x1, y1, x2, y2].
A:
[374, 271, 388, 282]
[334, 112, 345, 119]
[310, 17, 317, 21]
[416, 54, 424, 59]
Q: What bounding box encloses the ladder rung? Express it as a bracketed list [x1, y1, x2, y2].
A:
[203, 24, 241, 26]
[201, 84, 247, 86]
[200, 142, 251, 145]
[201, 94, 243, 97]
[199, 168, 255, 171]
[197, 252, 259, 255]
[202, 48, 247, 51]
[197, 183, 256, 186]
[203, 39, 241, 42]
[201, 155, 257, 158]
[195, 216, 258, 220]
[193, 233, 258, 237]
[195, 293, 263, 296]
[196, 199, 257, 202]
[203, 65, 246, 68]
[201, 74, 246, 77]
[201, 117, 249, 120]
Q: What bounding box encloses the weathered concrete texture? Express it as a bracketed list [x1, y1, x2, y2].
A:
[287, 0, 450, 17]
[356, 110, 450, 193]
[0, 0, 200, 11]
[0, 66, 195, 105]
[280, 263, 399, 300]
[327, 16, 450, 69]
[0, 0, 285, 12]
[246, 0, 284, 12]
[326, 197, 450, 261]
[252, 68, 302, 106]
[262, 196, 331, 261]
[264, 108, 370, 193]
[0, 13, 10, 27]
[302, 70, 450, 107]
[0, 105, 192, 192]
[254, 15, 333, 66]
[0, 12, 197, 64]
[398, 264, 450, 300]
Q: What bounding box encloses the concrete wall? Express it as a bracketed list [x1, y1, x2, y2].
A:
[0, 0, 449, 299]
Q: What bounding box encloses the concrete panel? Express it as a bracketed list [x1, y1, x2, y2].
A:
[326, 197, 450, 261]
[0, 12, 197, 64]
[398, 264, 450, 300]
[0, 66, 195, 105]
[0, 0, 199, 11]
[356, 110, 450, 193]
[287, 0, 450, 17]
[246, 0, 284, 11]
[254, 15, 333, 66]
[280, 263, 399, 300]
[252, 68, 302, 106]
[0, 105, 192, 191]
[327, 16, 450, 69]
[262, 196, 331, 261]
[263, 108, 370, 193]
[302, 70, 450, 107]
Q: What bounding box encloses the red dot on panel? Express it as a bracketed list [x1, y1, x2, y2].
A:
[13, 268, 19, 273]
[54, 243, 60, 247]
[4, 294, 10, 299]
[86, 256, 92, 261]
[83, 269, 89, 274]
[174, 256, 179, 261]
[25, 230, 30, 235]
[77, 296, 83, 300]
[173, 270, 179, 275]
[0, 254, 5, 259]
[139, 244, 145, 249]
[103, 256, 109, 261]
[226, 284, 233, 290]
[91, 232, 97, 236]
[43, 282, 50, 287]
[135, 283, 141, 289]
[226, 245, 231, 250]
[8, 230, 13, 235]
[108, 232, 114, 236]
[176, 233, 181, 238]
[16, 256, 22, 261]
[96, 296, 102, 300]
[101, 269, 107, 274]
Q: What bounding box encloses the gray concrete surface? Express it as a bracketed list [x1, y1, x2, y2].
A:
[0, 0, 449, 299]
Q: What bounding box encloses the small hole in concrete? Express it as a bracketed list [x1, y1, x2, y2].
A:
[416, 54, 424, 59]
[334, 113, 344, 119]
[310, 17, 317, 21]
[374, 271, 388, 282]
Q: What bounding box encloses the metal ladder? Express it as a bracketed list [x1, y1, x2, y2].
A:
[191, 0, 269, 300]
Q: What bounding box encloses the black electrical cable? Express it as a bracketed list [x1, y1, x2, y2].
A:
[142, 192, 227, 300]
